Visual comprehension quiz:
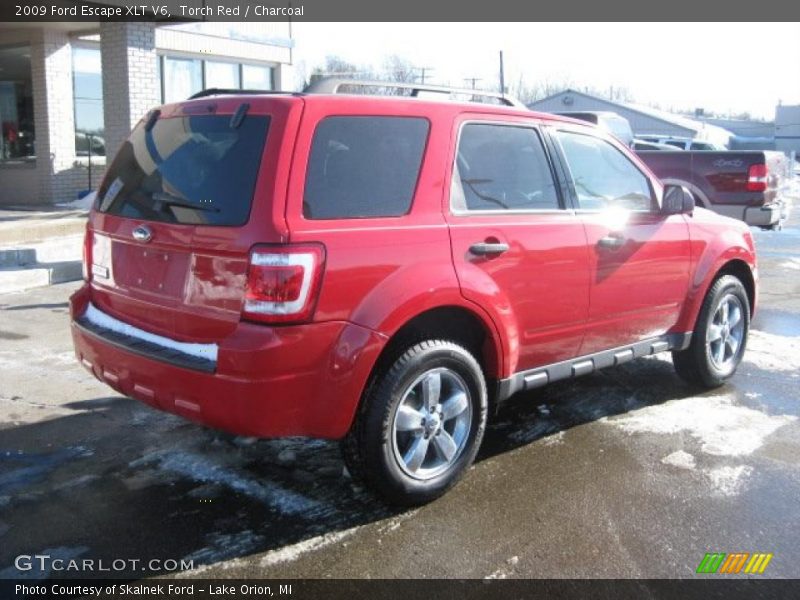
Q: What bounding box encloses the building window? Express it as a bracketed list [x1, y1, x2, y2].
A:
[73, 46, 105, 157]
[163, 56, 202, 103]
[0, 44, 34, 162]
[159, 55, 276, 102]
[204, 60, 240, 89]
[242, 64, 273, 90]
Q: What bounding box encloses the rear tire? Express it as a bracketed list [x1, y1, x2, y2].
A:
[343, 340, 487, 506]
[672, 274, 750, 388]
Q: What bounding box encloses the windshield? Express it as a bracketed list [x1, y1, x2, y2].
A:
[97, 114, 269, 226]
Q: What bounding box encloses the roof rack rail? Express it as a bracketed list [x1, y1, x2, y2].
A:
[303, 77, 526, 108]
[188, 88, 299, 100]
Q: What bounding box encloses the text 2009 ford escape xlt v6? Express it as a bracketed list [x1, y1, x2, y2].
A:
[70, 86, 757, 505]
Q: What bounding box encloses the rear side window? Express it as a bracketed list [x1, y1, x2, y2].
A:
[452, 123, 560, 212]
[98, 114, 269, 226]
[303, 116, 429, 219]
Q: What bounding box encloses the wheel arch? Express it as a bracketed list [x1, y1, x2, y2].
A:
[369, 304, 504, 383]
[675, 255, 757, 335]
[716, 258, 756, 316]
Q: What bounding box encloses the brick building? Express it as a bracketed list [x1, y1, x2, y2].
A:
[0, 22, 293, 206]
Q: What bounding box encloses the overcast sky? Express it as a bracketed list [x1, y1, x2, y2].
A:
[291, 22, 800, 120]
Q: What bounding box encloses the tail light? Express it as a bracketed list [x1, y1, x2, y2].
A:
[82, 227, 93, 282]
[242, 244, 326, 324]
[746, 164, 768, 192]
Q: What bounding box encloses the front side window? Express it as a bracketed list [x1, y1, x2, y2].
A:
[452, 123, 560, 212]
[304, 116, 429, 219]
[555, 130, 654, 211]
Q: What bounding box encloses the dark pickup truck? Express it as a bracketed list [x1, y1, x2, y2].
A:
[637, 150, 789, 229]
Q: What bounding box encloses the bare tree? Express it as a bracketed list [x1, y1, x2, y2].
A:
[382, 55, 417, 84]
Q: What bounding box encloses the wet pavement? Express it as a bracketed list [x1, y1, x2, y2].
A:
[1, 211, 799, 580]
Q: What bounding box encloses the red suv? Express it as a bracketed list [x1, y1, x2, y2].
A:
[70, 87, 757, 505]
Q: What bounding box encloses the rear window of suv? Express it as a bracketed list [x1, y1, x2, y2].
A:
[97, 114, 269, 226]
[303, 116, 429, 219]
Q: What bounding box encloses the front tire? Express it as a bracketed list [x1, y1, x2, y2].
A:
[343, 340, 488, 506]
[672, 274, 750, 388]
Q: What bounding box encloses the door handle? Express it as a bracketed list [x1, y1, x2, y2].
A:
[469, 242, 510, 255]
[597, 235, 625, 249]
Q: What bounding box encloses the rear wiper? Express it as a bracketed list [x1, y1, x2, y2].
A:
[151, 191, 220, 213]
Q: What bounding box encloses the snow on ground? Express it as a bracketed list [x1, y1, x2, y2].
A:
[745, 330, 800, 374]
[779, 258, 800, 271]
[661, 450, 697, 470]
[607, 393, 795, 457]
[707, 466, 754, 497]
[258, 527, 358, 568]
[179, 525, 360, 576]
[130, 449, 326, 517]
[607, 391, 795, 497]
[56, 191, 96, 211]
[184, 531, 266, 566]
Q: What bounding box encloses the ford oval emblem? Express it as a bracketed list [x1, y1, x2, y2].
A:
[132, 225, 152, 243]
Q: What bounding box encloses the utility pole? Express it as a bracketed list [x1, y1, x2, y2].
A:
[464, 77, 481, 89]
[499, 51, 505, 96]
[418, 67, 433, 84]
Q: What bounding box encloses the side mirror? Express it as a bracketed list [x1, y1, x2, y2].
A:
[662, 185, 695, 215]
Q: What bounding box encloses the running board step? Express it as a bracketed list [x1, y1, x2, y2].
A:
[497, 333, 692, 401]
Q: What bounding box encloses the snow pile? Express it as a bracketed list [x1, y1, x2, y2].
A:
[56, 191, 96, 211]
[661, 450, 697, 470]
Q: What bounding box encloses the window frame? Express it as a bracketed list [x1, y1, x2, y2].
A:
[550, 126, 659, 214]
[449, 119, 567, 216]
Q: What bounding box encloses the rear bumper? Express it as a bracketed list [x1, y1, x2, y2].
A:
[69, 284, 385, 439]
[744, 200, 789, 228]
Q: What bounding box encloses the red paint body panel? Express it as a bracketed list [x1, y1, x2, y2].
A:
[672, 207, 758, 332]
[70, 93, 757, 439]
[70, 284, 384, 439]
[579, 212, 692, 354]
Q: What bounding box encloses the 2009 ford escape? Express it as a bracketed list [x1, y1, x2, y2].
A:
[70, 85, 757, 505]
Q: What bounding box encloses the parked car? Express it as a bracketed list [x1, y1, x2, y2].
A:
[636, 149, 789, 229]
[633, 138, 683, 151]
[70, 86, 757, 505]
[75, 132, 106, 157]
[552, 110, 634, 147]
[637, 135, 726, 151]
